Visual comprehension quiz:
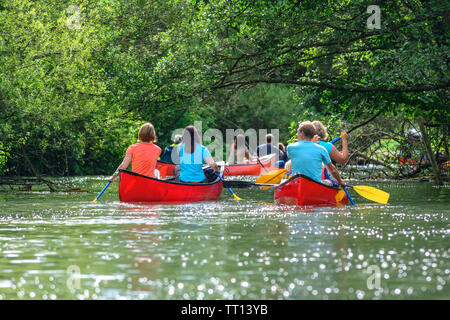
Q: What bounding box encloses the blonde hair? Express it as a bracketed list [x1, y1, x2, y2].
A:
[138, 123, 157, 142]
[312, 121, 328, 140]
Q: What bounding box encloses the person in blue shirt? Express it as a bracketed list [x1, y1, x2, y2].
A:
[177, 125, 219, 183]
[312, 121, 349, 164]
[287, 121, 345, 186]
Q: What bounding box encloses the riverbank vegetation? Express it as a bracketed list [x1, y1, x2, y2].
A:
[1, 0, 448, 185]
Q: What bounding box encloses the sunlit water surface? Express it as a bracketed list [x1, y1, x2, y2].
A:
[0, 177, 448, 300]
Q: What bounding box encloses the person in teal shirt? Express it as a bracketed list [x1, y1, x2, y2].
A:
[317, 140, 332, 155]
[287, 121, 345, 185]
[177, 125, 219, 183]
[313, 121, 348, 163]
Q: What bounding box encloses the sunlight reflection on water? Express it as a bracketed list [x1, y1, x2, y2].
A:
[0, 178, 448, 299]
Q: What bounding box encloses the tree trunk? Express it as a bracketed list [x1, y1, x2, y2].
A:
[417, 119, 441, 185]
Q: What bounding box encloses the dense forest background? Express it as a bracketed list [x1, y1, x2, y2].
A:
[0, 0, 448, 182]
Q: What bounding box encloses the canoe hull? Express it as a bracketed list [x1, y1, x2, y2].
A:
[274, 174, 348, 206]
[223, 154, 276, 176]
[118, 170, 223, 203]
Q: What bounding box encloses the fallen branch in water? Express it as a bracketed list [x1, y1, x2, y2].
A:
[0, 177, 84, 192]
[351, 151, 395, 171]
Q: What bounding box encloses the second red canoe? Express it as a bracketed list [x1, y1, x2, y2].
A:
[274, 174, 348, 206]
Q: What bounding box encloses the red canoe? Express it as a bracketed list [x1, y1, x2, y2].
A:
[274, 174, 348, 206]
[118, 169, 223, 203]
[221, 154, 276, 176]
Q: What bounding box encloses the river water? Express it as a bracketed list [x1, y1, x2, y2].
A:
[0, 177, 448, 300]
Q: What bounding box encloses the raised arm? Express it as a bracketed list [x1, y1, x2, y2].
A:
[330, 131, 349, 164]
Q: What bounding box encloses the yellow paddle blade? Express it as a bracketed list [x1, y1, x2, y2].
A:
[92, 198, 98, 203]
[256, 169, 286, 184]
[233, 193, 243, 201]
[352, 185, 390, 204]
[256, 168, 286, 187]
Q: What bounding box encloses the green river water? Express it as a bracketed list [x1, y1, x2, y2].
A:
[0, 177, 448, 300]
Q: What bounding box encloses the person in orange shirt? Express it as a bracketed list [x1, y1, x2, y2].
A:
[108, 122, 162, 181]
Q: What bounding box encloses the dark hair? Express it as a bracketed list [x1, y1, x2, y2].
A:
[182, 125, 201, 154]
[278, 143, 285, 151]
[233, 134, 246, 150]
[298, 121, 316, 139]
[266, 134, 273, 143]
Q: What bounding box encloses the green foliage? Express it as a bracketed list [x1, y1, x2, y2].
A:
[0, 0, 448, 177]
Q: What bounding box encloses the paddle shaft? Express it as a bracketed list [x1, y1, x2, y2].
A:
[342, 186, 355, 205]
[246, 143, 269, 173]
[223, 180, 278, 188]
[93, 181, 112, 202]
[328, 119, 371, 204]
[215, 172, 242, 200]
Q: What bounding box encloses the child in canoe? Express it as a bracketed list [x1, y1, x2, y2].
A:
[109, 122, 162, 181]
[176, 125, 220, 183]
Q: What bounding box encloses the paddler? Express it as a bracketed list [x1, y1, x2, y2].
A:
[175, 125, 220, 183]
[256, 133, 285, 166]
[312, 121, 349, 164]
[108, 122, 162, 181]
[312, 120, 349, 185]
[159, 134, 182, 164]
[228, 134, 251, 164]
[287, 121, 345, 186]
